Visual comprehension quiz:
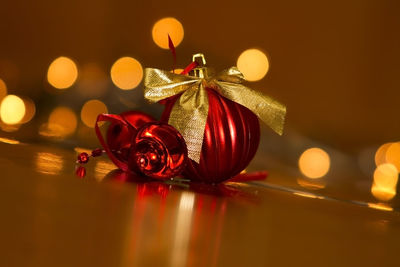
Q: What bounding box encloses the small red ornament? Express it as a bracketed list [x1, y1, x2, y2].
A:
[96, 113, 188, 179]
[161, 89, 260, 183]
[128, 122, 187, 179]
[77, 152, 90, 164]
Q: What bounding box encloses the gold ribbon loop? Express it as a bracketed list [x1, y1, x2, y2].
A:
[144, 67, 286, 163]
[144, 68, 200, 102]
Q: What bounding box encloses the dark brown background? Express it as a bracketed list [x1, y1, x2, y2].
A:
[0, 0, 399, 152]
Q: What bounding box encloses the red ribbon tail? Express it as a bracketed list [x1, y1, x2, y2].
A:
[229, 171, 268, 182]
[168, 34, 177, 72]
[167, 34, 199, 75]
[180, 61, 198, 75]
[95, 114, 135, 172]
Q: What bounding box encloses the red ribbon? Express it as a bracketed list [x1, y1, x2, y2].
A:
[95, 114, 136, 171]
[167, 34, 198, 75]
[180, 61, 198, 75]
[229, 171, 268, 182]
[168, 34, 177, 72]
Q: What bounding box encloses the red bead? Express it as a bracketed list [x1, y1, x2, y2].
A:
[77, 152, 89, 164]
[128, 122, 187, 179]
[91, 148, 103, 157]
[161, 88, 260, 183]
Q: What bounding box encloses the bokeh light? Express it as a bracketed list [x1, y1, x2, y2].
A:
[172, 68, 184, 74]
[47, 57, 78, 89]
[40, 106, 77, 138]
[385, 142, 400, 171]
[80, 99, 108, 128]
[375, 143, 392, 166]
[293, 191, 324, 199]
[371, 163, 398, 201]
[35, 152, 63, 175]
[20, 97, 36, 124]
[0, 122, 20, 132]
[152, 17, 184, 49]
[296, 177, 326, 190]
[237, 49, 269, 81]
[0, 95, 25, 125]
[0, 137, 20, 145]
[373, 163, 398, 188]
[367, 203, 393, 212]
[371, 185, 397, 202]
[298, 147, 331, 179]
[0, 79, 7, 100]
[111, 57, 143, 90]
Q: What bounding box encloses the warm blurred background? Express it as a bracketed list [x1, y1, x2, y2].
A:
[0, 0, 399, 207]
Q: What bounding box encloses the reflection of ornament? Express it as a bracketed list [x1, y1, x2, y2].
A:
[104, 169, 149, 183]
[75, 166, 86, 178]
[129, 122, 187, 179]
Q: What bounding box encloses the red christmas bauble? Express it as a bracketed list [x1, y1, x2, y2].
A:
[106, 111, 155, 162]
[128, 122, 187, 179]
[161, 87, 260, 183]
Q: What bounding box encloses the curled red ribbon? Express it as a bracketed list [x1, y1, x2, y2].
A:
[95, 114, 136, 171]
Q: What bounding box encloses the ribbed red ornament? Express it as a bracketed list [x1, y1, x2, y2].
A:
[161, 87, 260, 183]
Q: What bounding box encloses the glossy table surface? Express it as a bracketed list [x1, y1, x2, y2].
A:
[1, 140, 399, 267]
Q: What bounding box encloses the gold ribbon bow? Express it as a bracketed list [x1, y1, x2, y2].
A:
[144, 67, 286, 163]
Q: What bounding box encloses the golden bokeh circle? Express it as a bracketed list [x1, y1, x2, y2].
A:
[298, 147, 331, 179]
[111, 57, 143, 90]
[373, 163, 398, 188]
[375, 143, 392, 166]
[152, 17, 184, 49]
[0, 79, 7, 100]
[237, 49, 269, 81]
[385, 142, 400, 171]
[47, 57, 78, 89]
[0, 95, 26, 125]
[80, 99, 108, 128]
[20, 97, 36, 124]
[48, 106, 77, 136]
[371, 163, 398, 201]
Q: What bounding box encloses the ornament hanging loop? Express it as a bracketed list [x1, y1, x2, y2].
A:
[191, 53, 209, 78]
[192, 53, 206, 65]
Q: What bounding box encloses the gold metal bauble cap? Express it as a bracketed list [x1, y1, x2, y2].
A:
[190, 53, 209, 78]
